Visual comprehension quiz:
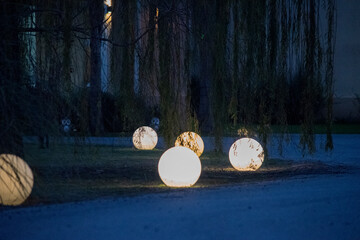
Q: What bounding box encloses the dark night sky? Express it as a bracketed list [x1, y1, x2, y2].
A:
[333, 0, 360, 98]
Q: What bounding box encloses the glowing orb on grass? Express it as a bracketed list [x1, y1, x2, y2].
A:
[0, 154, 34, 206]
[229, 138, 264, 171]
[132, 126, 158, 150]
[175, 131, 204, 157]
[158, 146, 201, 187]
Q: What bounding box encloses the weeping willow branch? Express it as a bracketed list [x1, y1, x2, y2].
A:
[228, 0, 240, 126]
[212, 0, 230, 152]
[325, 0, 335, 151]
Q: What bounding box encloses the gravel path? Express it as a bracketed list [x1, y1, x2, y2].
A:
[0, 173, 359, 240]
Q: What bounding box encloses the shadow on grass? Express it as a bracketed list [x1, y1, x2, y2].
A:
[19, 144, 350, 206]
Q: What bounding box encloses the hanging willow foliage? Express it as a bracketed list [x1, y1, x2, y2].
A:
[256, 0, 269, 156]
[325, 0, 335, 151]
[0, 0, 337, 157]
[229, 0, 335, 155]
[275, 0, 290, 154]
[228, 0, 240, 126]
[296, 0, 326, 154]
[212, 0, 230, 152]
[123, 0, 335, 154]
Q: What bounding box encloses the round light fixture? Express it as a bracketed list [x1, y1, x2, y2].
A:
[174, 131, 204, 157]
[132, 126, 158, 150]
[158, 146, 201, 187]
[228, 138, 264, 171]
[0, 154, 34, 206]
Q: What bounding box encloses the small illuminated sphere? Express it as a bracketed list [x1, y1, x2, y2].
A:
[0, 154, 34, 206]
[174, 132, 204, 157]
[132, 126, 158, 150]
[229, 138, 264, 171]
[158, 146, 201, 187]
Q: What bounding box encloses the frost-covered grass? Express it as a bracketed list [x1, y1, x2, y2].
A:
[23, 144, 347, 206]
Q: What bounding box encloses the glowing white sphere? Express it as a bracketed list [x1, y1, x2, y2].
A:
[132, 126, 158, 150]
[175, 131, 204, 157]
[158, 146, 201, 187]
[0, 154, 34, 206]
[229, 138, 264, 171]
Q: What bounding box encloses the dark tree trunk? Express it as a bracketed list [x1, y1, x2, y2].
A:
[0, 1, 25, 157]
[192, 0, 215, 134]
[88, 0, 104, 135]
[212, 0, 230, 151]
[114, 0, 136, 131]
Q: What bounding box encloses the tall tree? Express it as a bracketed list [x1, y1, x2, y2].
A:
[212, 0, 230, 151]
[191, 0, 215, 134]
[0, 1, 25, 157]
[113, 0, 138, 131]
[88, 0, 104, 135]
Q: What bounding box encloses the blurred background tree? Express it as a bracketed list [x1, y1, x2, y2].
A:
[0, 0, 337, 155]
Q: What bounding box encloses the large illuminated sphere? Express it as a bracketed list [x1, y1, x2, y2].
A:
[132, 126, 158, 150]
[0, 154, 34, 206]
[229, 138, 264, 171]
[174, 132, 204, 157]
[158, 146, 201, 187]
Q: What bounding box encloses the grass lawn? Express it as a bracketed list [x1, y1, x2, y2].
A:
[224, 123, 360, 136]
[20, 144, 347, 206]
[92, 124, 360, 138]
